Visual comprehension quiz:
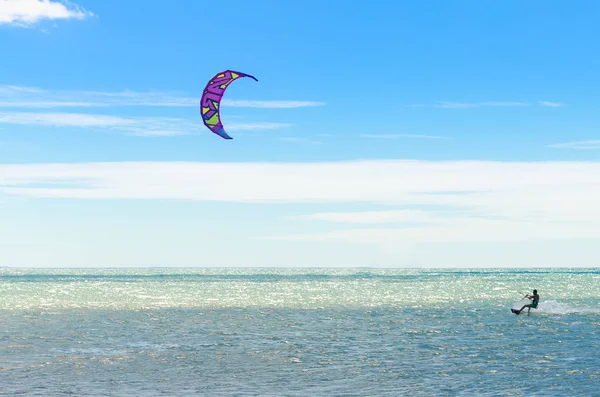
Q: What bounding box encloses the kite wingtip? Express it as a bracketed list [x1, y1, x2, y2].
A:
[216, 130, 233, 140]
[229, 69, 258, 82]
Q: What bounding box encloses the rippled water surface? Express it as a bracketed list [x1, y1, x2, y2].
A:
[1, 268, 599, 396]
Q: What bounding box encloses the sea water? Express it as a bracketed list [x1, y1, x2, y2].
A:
[1, 268, 599, 396]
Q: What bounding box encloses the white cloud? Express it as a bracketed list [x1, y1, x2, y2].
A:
[289, 210, 443, 224]
[0, 101, 97, 108]
[279, 137, 322, 144]
[539, 101, 562, 107]
[360, 134, 448, 140]
[258, 219, 600, 244]
[0, 0, 93, 26]
[406, 101, 563, 109]
[0, 86, 191, 108]
[436, 101, 530, 109]
[227, 122, 290, 131]
[221, 100, 325, 108]
[547, 140, 600, 150]
[0, 159, 597, 200]
[0, 111, 289, 136]
[0, 86, 43, 94]
[2, 160, 600, 245]
[0, 159, 596, 207]
[0, 112, 133, 127]
[0, 85, 325, 109]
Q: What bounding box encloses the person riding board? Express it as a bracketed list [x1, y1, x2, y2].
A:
[515, 289, 539, 314]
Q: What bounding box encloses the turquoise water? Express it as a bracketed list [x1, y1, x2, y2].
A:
[1, 268, 599, 396]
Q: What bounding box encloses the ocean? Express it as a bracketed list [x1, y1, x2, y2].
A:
[1, 268, 599, 396]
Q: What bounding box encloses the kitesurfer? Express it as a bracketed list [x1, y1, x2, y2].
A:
[515, 289, 539, 314]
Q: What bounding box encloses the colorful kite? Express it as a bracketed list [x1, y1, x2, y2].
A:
[200, 70, 258, 139]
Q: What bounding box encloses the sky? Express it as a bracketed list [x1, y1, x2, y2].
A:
[1, 0, 600, 268]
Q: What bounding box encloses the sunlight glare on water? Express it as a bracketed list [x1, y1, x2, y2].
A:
[1, 268, 599, 396]
[2, 267, 600, 311]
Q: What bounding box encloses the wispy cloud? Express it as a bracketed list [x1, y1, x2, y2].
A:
[258, 219, 600, 245]
[1, 159, 598, 205]
[539, 101, 563, 108]
[0, 85, 325, 109]
[0, 111, 289, 136]
[279, 137, 323, 145]
[0, 0, 94, 26]
[0, 86, 193, 107]
[435, 101, 530, 109]
[404, 101, 561, 109]
[0, 112, 132, 127]
[289, 210, 443, 224]
[2, 160, 600, 244]
[360, 134, 449, 140]
[0, 101, 100, 108]
[222, 100, 325, 108]
[0, 86, 43, 94]
[547, 140, 600, 150]
[226, 122, 290, 131]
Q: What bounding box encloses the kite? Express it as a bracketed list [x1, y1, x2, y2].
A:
[200, 70, 258, 139]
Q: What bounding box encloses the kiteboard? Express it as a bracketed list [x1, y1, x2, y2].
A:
[511, 308, 520, 315]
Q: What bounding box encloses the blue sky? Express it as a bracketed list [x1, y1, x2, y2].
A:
[1, 0, 600, 268]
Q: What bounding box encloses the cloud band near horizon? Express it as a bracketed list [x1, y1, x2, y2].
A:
[2, 159, 600, 245]
[1, 159, 599, 212]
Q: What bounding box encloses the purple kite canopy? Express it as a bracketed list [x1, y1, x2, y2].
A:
[200, 70, 258, 139]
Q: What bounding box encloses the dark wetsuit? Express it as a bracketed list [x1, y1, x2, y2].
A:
[531, 297, 539, 308]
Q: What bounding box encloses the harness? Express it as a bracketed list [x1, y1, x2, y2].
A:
[531, 298, 539, 308]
